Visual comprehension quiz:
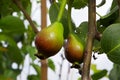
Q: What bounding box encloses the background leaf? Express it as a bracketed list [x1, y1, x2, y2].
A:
[0, 34, 23, 64]
[101, 23, 120, 64]
[48, 59, 55, 71]
[109, 64, 120, 80]
[92, 69, 107, 80]
[72, 0, 88, 9]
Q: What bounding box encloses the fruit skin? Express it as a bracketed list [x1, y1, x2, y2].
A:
[64, 33, 84, 63]
[35, 22, 64, 59]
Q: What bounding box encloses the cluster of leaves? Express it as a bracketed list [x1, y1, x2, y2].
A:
[0, 0, 35, 79]
[0, 0, 56, 79]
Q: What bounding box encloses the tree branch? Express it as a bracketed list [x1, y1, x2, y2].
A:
[12, 0, 39, 34]
[82, 0, 96, 80]
[40, 0, 48, 80]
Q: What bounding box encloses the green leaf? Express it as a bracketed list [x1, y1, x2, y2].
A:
[49, 2, 75, 38]
[96, 0, 106, 8]
[91, 64, 99, 73]
[110, 0, 118, 10]
[101, 23, 120, 64]
[0, 0, 31, 17]
[3, 69, 21, 80]
[0, 0, 19, 17]
[0, 34, 23, 64]
[0, 75, 13, 80]
[48, 59, 55, 71]
[0, 15, 26, 33]
[0, 15, 26, 42]
[26, 25, 36, 44]
[26, 45, 37, 60]
[27, 75, 39, 80]
[92, 69, 107, 80]
[98, 6, 119, 27]
[72, 0, 88, 9]
[76, 21, 88, 46]
[31, 63, 41, 76]
[109, 64, 120, 80]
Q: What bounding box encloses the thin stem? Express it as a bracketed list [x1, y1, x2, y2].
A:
[117, 0, 120, 19]
[57, 0, 67, 22]
[59, 54, 65, 80]
[41, 0, 47, 29]
[41, 0, 48, 80]
[68, 0, 73, 33]
[96, 12, 102, 18]
[41, 60, 48, 80]
[12, 0, 39, 34]
[82, 0, 96, 80]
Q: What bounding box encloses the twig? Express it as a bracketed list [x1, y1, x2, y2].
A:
[82, 0, 96, 80]
[12, 0, 39, 34]
[40, 0, 48, 80]
[41, 59, 48, 80]
[59, 54, 65, 80]
[117, 0, 120, 18]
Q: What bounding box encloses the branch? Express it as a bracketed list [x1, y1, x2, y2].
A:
[12, 0, 39, 34]
[41, 59, 48, 80]
[82, 0, 96, 80]
[40, 0, 48, 80]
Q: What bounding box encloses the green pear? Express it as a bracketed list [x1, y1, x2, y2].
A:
[64, 33, 84, 63]
[35, 22, 64, 59]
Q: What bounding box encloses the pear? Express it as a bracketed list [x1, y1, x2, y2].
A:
[64, 33, 84, 63]
[35, 22, 64, 59]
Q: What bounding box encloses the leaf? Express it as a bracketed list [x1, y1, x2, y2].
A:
[76, 21, 88, 45]
[96, 0, 106, 8]
[72, 0, 88, 9]
[110, 0, 118, 10]
[0, 15, 26, 33]
[26, 45, 37, 60]
[31, 63, 41, 76]
[92, 69, 107, 80]
[27, 75, 39, 80]
[109, 64, 120, 80]
[91, 64, 99, 73]
[26, 25, 36, 44]
[101, 23, 120, 64]
[0, 0, 19, 17]
[3, 69, 21, 80]
[98, 6, 119, 27]
[48, 59, 55, 71]
[0, 15, 26, 42]
[0, 0, 31, 17]
[0, 34, 23, 64]
[0, 75, 13, 80]
[49, 2, 75, 38]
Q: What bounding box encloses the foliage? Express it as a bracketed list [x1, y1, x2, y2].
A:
[0, 0, 120, 80]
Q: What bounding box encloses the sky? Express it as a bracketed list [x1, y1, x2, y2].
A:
[18, 0, 113, 80]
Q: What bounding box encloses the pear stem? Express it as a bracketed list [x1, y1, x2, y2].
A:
[68, 0, 73, 33]
[82, 0, 96, 80]
[57, 0, 67, 22]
